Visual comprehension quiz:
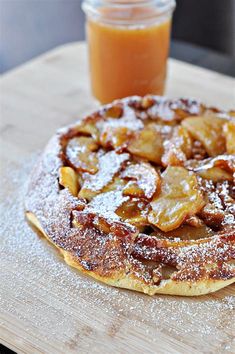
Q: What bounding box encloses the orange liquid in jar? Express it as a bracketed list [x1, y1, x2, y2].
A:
[87, 8, 172, 103]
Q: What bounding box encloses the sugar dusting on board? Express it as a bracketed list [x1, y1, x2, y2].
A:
[0, 155, 235, 353]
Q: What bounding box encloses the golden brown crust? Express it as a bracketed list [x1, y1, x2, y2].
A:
[25, 95, 235, 296]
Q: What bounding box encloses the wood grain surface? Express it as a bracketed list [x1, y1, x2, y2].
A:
[0, 42, 235, 354]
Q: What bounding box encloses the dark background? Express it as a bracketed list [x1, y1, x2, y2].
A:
[0, 0, 235, 76]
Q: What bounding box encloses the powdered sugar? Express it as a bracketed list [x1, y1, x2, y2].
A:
[82, 151, 129, 192]
[88, 190, 129, 220]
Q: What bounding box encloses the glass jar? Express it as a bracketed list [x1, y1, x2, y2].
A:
[82, 0, 176, 104]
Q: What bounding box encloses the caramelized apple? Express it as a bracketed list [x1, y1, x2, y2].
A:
[141, 95, 155, 109]
[196, 167, 232, 182]
[162, 126, 192, 166]
[148, 166, 205, 232]
[128, 125, 164, 164]
[191, 140, 208, 160]
[66, 137, 99, 174]
[102, 177, 126, 193]
[100, 126, 134, 149]
[224, 121, 235, 154]
[75, 122, 99, 140]
[187, 155, 234, 181]
[104, 103, 123, 118]
[122, 162, 160, 199]
[123, 182, 146, 199]
[98, 109, 143, 149]
[59, 166, 79, 197]
[116, 198, 149, 227]
[79, 151, 129, 200]
[182, 115, 226, 156]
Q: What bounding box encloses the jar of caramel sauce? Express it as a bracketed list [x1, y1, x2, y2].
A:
[82, 0, 175, 104]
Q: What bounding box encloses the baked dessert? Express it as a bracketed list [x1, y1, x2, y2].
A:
[25, 96, 235, 296]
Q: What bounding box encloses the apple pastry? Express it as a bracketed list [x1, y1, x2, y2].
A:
[25, 96, 235, 296]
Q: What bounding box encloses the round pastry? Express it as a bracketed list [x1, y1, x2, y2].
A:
[25, 96, 235, 296]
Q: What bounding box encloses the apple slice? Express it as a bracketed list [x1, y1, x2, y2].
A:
[100, 126, 134, 149]
[79, 151, 129, 200]
[66, 136, 99, 174]
[128, 125, 164, 164]
[116, 198, 150, 228]
[122, 162, 160, 199]
[224, 121, 235, 154]
[162, 126, 193, 166]
[148, 166, 205, 232]
[182, 115, 226, 157]
[59, 166, 79, 197]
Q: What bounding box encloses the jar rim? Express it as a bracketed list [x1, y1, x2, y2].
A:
[82, 0, 176, 25]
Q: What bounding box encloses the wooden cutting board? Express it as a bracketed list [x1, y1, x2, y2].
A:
[1, 42, 235, 354]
